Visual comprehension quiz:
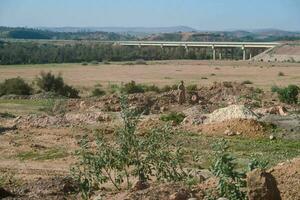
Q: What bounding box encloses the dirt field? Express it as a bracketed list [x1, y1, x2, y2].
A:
[1, 60, 300, 199]
[1, 60, 300, 89]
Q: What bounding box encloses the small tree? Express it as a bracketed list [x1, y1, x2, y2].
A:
[71, 95, 187, 199]
[210, 140, 247, 200]
[36, 71, 79, 98]
[272, 85, 299, 104]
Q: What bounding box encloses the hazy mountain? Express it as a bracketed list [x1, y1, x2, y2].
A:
[38, 26, 197, 34]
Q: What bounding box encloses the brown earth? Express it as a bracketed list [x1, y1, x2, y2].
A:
[1, 60, 300, 90]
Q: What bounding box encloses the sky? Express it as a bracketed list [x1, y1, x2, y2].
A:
[0, 0, 299, 31]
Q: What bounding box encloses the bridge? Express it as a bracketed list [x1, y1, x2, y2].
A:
[115, 41, 280, 60]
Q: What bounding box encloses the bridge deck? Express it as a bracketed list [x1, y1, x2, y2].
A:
[116, 41, 280, 48]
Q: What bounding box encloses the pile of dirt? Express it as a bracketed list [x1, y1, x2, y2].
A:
[198, 119, 265, 137]
[205, 105, 259, 124]
[5, 176, 78, 200]
[247, 157, 300, 200]
[12, 114, 67, 128]
[12, 111, 111, 128]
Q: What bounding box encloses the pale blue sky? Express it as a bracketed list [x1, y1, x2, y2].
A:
[0, 0, 299, 31]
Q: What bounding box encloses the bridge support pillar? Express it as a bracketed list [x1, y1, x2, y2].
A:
[219, 53, 222, 60]
[185, 44, 189, 53]
[242, 45, 246, 60]
[212, 45, 216, 60]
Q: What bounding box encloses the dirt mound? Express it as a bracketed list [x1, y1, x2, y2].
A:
[12, 114, 67, 128]
[205, 105, 258, 124]
[125, 183, 192, 200]
[7, 176, 78, 200]
[12, 111, 111, 128]
[197, 119, 265, 137]
[247, 157, 300, 200]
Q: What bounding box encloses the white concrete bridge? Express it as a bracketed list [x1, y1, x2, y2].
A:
[115, 41, 280, 60]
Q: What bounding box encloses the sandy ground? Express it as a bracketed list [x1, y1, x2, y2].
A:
[0, 60, 300, 89]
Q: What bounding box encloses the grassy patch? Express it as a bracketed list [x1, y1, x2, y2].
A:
[0, 99, 55, 115]
[16, 147, 68, 161]
[171, 132, 300, 169]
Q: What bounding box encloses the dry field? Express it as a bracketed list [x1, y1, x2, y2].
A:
[1, 60, 300, 89]
[1, 60, 300, 199]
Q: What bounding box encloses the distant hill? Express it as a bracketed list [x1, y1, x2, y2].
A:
[38, 26, 197, 34]
[0, 26, 135, 40]
[1, 26, 300, 42]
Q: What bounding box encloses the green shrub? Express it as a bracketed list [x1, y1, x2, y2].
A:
[107, 83, 121, 94]
[135, 59, 147, 65]
[143, 84, 160, 93]
[186, 84, 197, 93]
[91, 88, 106, 97]
[211, 140, 247, 200]
[36, 71, 79, 98]
[0, 77, 32, 96]
[271, 85, 299, 104]
[0, 112, 15, 118]
[81, 62, 88, 66]
[160, 112, 186, 125]
[161, 85, 172, 92]
[90, 60, 99, 65]
[71, 95, 187, 198]
[242, 80, 253, 85]
[121, 81, 145, 94]
[278, 71, 285, 76]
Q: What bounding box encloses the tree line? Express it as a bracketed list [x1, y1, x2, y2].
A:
[0, 41, 247, 65]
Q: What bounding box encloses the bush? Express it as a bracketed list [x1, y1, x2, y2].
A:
[81, 62, 88, 66]
[241, 80, 253, 85]
[121, 81, 145, 94]
[278, 71, 285, 76]
[211, 140, 247, 200]
[271, 84, 299, 104]
[91, 88, 106, 97]
[71, 95, 187, 198]
[160, 112, 186, 125]
[90, 60, 99, 65]
[107, 83, 121, 94]
[161, 85, 172, 92]
[186, 84, 197, 93]
[135, 59, 147, 65]
[0, 77, 32, 96]
[143, 84, 160, 93]
[36, 71, 79, 98]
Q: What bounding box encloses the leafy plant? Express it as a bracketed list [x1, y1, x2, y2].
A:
[0, 77, 32, 96]
[36, 71, 79, 98]
[91, 88, 106, 97]
[121, 80, 145, 94]
[143, 84, 160, 93]
[210, 139, 247, 200]
[186, 84, 197, 93]
[278, 71, 285, 76]
[248, 158, 269, 171]
[160, 112, 186, 125]
[71, 95, 187, 199]
[271, 84, 299, 104]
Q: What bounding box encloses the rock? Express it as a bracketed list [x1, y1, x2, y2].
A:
[224, 129, 235, 136]
[0, 187, 13, 198]
[246, 169, 281, 200]
[132, 180, 150, 191]
[269, 135, 275, 140]
[169, 188, 190, 200]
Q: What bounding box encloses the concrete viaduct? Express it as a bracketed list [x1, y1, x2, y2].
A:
[114, 41, 280, 60]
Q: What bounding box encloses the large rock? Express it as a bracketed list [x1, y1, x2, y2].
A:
[205, 105, 258, 124]
[246, 169, 281, 200]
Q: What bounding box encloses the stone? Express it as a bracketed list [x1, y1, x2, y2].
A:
[246, 169, 281, 200]
[132, 180, 150, 191]
[169, 188, 190, 200]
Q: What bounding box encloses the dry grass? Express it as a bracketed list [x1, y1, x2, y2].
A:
[0, 60, 300, 89]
